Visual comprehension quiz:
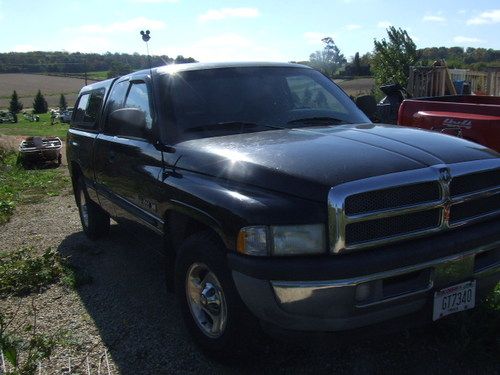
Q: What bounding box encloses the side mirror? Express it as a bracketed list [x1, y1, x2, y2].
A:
[109, 108, 148, 138]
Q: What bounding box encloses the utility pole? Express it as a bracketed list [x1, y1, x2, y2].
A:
[84, 58, 88, 85]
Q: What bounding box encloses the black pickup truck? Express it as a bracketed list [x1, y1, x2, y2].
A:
[67, 62, 500, 354]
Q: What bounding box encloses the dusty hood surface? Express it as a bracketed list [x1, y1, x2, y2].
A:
[175, 124, 498, 201]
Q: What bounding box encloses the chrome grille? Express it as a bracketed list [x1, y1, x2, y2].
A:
[328, 159, 500, 253]
[450, 194, 500, 224]
[345, 182, 440, 215]
[346, 209, 441, 244]
[450, 169, 500, 197]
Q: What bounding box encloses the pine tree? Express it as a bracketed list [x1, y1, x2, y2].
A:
[33, 90, 48, 114]
[59, 94, 68, 111]
[9, 90, 23, 114]
[354, 52, 361, 76]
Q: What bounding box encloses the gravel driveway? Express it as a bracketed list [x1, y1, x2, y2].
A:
[0, 187, 498, 374]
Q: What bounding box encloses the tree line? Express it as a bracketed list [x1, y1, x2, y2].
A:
[2, 46, 497, 79]
[0, 51, 196, 75]
[419, 47, 500, 70]
[303, 36, 500, 80]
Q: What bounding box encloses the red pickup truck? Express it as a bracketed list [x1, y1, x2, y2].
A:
[398, 95, 500, 152]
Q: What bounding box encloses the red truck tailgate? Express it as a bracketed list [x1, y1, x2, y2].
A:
[398, 97, 500, 152]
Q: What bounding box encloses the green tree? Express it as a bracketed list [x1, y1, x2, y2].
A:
[372, 27, 420, 87]
[309, 37, 347, 77]
[59, 94, 67, 111]
[9, 90, 23, 117]
[345, 52, 372, 76]
[33, 90, 48, 114]
[175, 55, 197, 64]
[353, 52, 361, 76]
[107, 61, 132, 78]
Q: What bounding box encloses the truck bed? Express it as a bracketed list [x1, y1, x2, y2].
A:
[398, 95, 500, 152]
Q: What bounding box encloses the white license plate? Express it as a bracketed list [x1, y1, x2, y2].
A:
[433, 280, 476, 321]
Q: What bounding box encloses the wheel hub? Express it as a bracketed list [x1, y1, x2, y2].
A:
[200, 283, 221, 313]
[186, 263, 227, 338]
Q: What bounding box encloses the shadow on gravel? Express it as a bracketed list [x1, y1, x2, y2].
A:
[58, 223, 500, 375]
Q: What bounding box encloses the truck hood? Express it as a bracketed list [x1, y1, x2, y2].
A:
[174, 123, 498, 202]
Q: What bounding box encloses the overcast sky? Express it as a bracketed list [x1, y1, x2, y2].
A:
[0, 0, 499, 62]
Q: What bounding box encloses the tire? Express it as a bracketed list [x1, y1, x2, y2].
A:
[175, 232, 260, 357]
[57, 154, 62, 166]
[75, 177, 110, 240]
[19, 157, 31, 169]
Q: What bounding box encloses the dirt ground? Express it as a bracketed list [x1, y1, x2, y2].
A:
[0, 147, 498, 374]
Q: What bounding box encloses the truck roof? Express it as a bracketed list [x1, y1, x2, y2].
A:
[79, 62, 311, 93]
[155, 61, 311, 75]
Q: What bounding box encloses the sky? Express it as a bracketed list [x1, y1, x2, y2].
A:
[0, 0, 499, 62]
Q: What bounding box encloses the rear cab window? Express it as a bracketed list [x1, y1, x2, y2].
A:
[72, 88, 106, 130]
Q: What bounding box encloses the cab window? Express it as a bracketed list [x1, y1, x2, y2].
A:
[72, 88, 105, 129]
[124, 82, 153, 131]
[105, 80, 153, 139]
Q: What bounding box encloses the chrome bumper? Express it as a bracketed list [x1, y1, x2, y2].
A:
[232, 241, 499, 332]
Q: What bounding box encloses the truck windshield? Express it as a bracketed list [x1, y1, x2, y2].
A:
[164, 66, 369, 139]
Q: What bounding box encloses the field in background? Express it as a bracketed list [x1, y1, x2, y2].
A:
[335, 77, 375, 97]
[0, 74, 97, 109]
[0, 73, 376, 109]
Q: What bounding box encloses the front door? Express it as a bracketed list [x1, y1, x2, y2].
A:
[94, 75, 165, 233]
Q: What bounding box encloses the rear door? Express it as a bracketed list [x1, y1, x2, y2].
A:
[67, 87, 107, 203]
[94, 75, 165, 233]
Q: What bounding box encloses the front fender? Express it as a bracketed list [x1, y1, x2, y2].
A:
[159, 170, 326, 250]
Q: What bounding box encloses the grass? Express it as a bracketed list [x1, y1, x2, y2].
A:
[0, 246, 88, 296]
[0, 245, 91, 374]
[0, 113, 69, 139]
[0, 312, 60, 375]
[86, 71, 108, 80]
[42, 71, 108, 81]
[0, 148, 70, 225]
[0, 247, 81, 375]
[0, 248, 69, 297]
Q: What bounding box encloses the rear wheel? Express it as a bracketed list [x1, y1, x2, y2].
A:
[76, 178, 110, 240]
[175, 232, 260, 357]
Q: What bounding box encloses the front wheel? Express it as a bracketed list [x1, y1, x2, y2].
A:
[76, 178, 110, 240]
[175, 232, 260, 357]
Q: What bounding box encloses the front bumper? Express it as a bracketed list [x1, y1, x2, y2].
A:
[19, 148, 61, 162]
[229, 220, 500, 332]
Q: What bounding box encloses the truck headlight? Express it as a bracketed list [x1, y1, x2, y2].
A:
[237, 224, 325, 256]
[271, 224, 325, 256]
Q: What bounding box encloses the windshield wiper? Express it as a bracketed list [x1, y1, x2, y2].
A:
[185, 121, 283, 133]
[287, 116, 346, 125]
